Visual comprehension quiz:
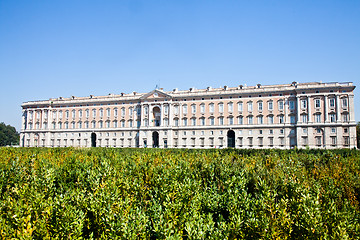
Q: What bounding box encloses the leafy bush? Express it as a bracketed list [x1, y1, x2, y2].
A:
[0, 147, 359, 239]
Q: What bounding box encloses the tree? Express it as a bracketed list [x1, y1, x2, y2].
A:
[0, 122, 19, 146]
[357, 122, 360, 149]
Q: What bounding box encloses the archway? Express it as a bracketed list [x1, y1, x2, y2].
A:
[91, 132, 97, 147]
[227, 130, 235, 148]
[152, 131, 159, 148]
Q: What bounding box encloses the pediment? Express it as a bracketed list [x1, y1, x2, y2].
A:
[140, 89, 172, 100]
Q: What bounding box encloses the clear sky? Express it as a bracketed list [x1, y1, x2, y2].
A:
[0, 0, 359, 131]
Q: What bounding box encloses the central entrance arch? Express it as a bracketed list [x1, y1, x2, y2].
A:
[91, 132, 97, 147]
[152, 131, 159, 148]
[227, 130, 235, 148]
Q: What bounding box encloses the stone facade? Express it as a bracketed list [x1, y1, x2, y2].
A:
[20, 81, 357, 149]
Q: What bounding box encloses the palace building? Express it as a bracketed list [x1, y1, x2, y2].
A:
[20, 81, 356, 149]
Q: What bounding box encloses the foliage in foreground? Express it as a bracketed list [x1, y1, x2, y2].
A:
[0, 122, 19, 146]
[0, 147, 359, 239]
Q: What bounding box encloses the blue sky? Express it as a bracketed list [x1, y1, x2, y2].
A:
[0, 0, 359, 131]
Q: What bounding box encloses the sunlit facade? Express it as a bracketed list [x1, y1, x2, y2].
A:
[20, 81, 356, 148]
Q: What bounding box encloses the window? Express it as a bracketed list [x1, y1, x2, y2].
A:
[59, 111, 63, 119]
[219, 103, 224, 113]
[248, 116, 253, 125]
[192, 118, 196, 126]
[164, 105, 169, 114]
[65, 110, 69, 118]
[257, 116, 263, 124]
[121, 108, 125, 116]
[191, 104, 196, 114]
[106, 121, 110, 128]
[331, 128, 336, 133]
[100, 109, 104, 117]
[79, 110, 83, 118]
[228, 117, 233, 125]
[247, 102, 253, 112]
[183, 118, 188, 126]
[71, 122, 75, 129]
[238, 116, 243, 125]
[183, 105, 188, 114]
[278, 101, 284, 111]
[280, 129, 284, 134]
[129, 107, 133, 116]
[72, 110, 76, 119]
[85, 121, 89, 128]
[342, 98, 348, 108]
[289, 100, 295, 110]
[174, 105, 179, 114]
[200, 104, 205, 113]
[52, 122, 56, 129]
[228, 103, 233, 112]
[52, 111, 56, 119]
[201, 118, 205, 126]
[219, 117, 224, 125]
[106, 108, 110, 117]
[315, 114, 321, 123]
[238, 102, 243, 112]
[269, 129, 273, 135]
[279, 115, 284, 123]
[316, 137, 322, 146]
[268, 101, 273, 111]
[92, 121, 96, 128]
[92, 109, 96, 117]
[209, 103, 214, 113]
[315, 99, 321, 108]
[129, 120, 133, 127]
[302, 128, 307, 134]
[302, 114, 308, 123]
[65, 122, 69, 129]
[258, 101, 263, 111]
[290, 116, 296, 124]
[86, 109, 89, 118]
[344, 136, 350, 146]
[331, 137, 337, 145]
[329, 98, 335, 108]
[99, 121, 103, 128]
[301, 99, 307, 109]
[342, 113, 349, 122]
[330, 113, 336, 122]
[210, 117, 215, 125]
[268, 116, 274, 124]
[174, 119, 179, 126]
[269, 137, 274, 146]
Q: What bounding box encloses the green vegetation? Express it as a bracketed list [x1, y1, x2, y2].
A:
[357, 122, 360, 148]
[0, 148, 359, 239]
[0, 122, 19, 146]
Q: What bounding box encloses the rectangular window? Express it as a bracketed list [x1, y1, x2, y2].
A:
[107, 108, 110, 117]
[290, 116, 296, 124]
[238, 102, 243, 112]
[219, 117, 224, 125]
[258, 102, 263, 111]
[278, 101, 284, 110]
[315, 99, 321, 108]
[164, 105, 169, 114]
[315, 114, 321, 123]
[210, 118, 215, 125]
[301, 99, 307, 109]
[228, 103, 233, 112]
[329, 98, 335, 108]
[183, 105, 188, 114]
[174, 119, 179, 126]
[268, 101, 273, 110]
[238, 116, 243, 125]
[257, 116, 263, 124]
[201, 118, 205, 126]
[289, 100, 295, 110]
[342, 98, 348, 108]
[229, 117, 233, 125]
[330, 114, 336, 122]
[279, 115, 284, 123]
[183, 118, 187, 126]
[209, 104, 214, 113]
[219, 103, 224, 113]
[200, 104, 205, 113]
[331, 137, 337, 145]
[174, 106, 179, 114]
[268, 116, 274, 124]
[191, 118, 196, 126]
[247, 102, 253, 112]
[302, 114, 308, 123]
[191, 105, 196, 114]
[342, 114, 349, 122]
[248, 116, 253, 125]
